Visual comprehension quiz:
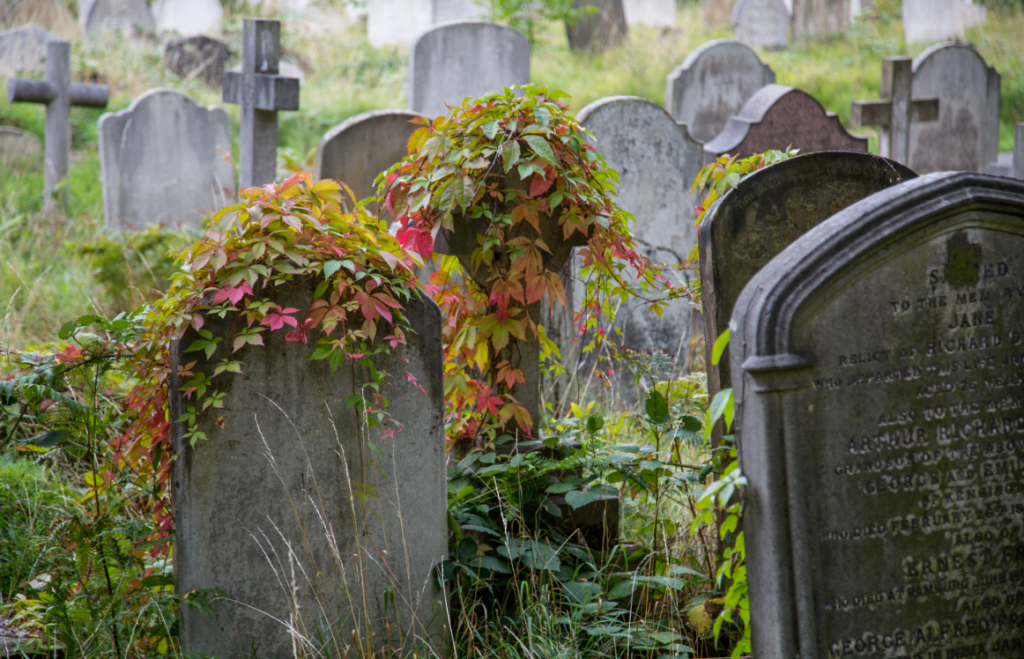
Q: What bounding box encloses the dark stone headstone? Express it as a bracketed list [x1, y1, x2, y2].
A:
[163, 35, 230, 88]
[566, 0, 627, 52]
[703, 84, 867, 165]
[731, 172, 1024, 657]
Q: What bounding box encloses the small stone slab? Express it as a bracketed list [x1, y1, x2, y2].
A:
[152, 0, 221, 35]
[83, 0, 153, 35]
[314, 109, 424, 219]
[0, 126, 43, 170]
[698, 151, 915, 399]
[732, 171, 1024, 658]
[665, 38, 776, 143]
[703, 84, 867, 165]
[0, 23, 59, 77]
[408, 20, 529, 119]
[98, 89, 234, 232]
[623, 0, 675, 27]
[732, 0, 789, 50]
[566, 0, 628, 52]
[908, 42, 1001, 175]
[903, 0, 986, 44]
[163, 35, 229, 87]
[3, 0, 76, 33]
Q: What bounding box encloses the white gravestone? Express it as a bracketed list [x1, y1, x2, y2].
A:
[367, 0, 485, 46]
[623, 0, 675, 27]
[408, 20, 529, 119]
[665, 39, 776, 144]
[732, 0, 789, 49]
[903, 0, 985, 44]
[83, 0, 154, 35]
[908, 42, 1000, 174]
[98, 89, 234, 232]
[577, 96, 703, 374]
[152, 0, 221, 35]
[0, 23, 59, 77]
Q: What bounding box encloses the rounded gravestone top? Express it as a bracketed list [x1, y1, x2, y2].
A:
[0, 126, 43, 169]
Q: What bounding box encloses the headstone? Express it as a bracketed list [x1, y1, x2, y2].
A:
[6, 40, 108, 209]
[985, 125, 1024, 181]
[577, 96, 703, 375]
[698, 152, 915, 409]
[2, 0, 76, 34]
[703, 0, 739, 27]
[222, 18, 300, 188]
[665, 39, 776, 144]
[172, 283, 447, 658]
[367, 0, 433, 46]
[98, 89, 234, 232]
[0, 23, 59, 77]
[702, 84, 867, 165]
[622, 0, 675, 27]
[986, 153, 1014, 179]
[0, 126, 42, 170]
[566, 0, 628, 52]
[163, 35, 230, 88]
[731, 171, 1024, 659]
[314, 109, 424, 218]
[152, 0, 221, 35]
[408, 21, 529, 119]
[791, 0, 848, 39]
[434, 0, 487, 23]
[903, 0, 986, 44]
[83, 0, 154, 35]
[908, 42, 1001, 175]
[851, 57, 939, 167]
[732, 0, 788, 50]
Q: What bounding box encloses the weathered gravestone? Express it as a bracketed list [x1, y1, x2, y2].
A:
[565, 0, 628, 52]
[0, 126, 42, 170]
[172, 285, 447, 659]
[163, 35, 230, 88]
[314, 109, 423, 218]
[665, 39, 776, 144]
[698, 152, 916, 411]
[985, 125, 1023, 181]
[222, 18, 300, 188]
[408, 21, 529, 119]
[732, 0, 789, 50]
[152, 0, 221, 36]
[703, 84, 866, 165]
[577, 96, 703, 382]
[907, 42, 1001, 175]
[791, 0, 848, 39]
[703, 0, 739, 26]
[2, 0, 76, 34]
[732, 171, 1024, 658]
[367, 0, 433, 46]
[98, 89, 234, 232]
[6, 40, 108, 209]
[82, 0, 154, 35]
[622, 0, 675, 27]
[0, 23, 59, 77]
[903, 0, 986, 44]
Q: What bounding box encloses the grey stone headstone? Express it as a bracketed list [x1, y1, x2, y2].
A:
[0, 126, 43, 169]
[0, 23, 59, 77]
[2, 0, 76, 33]
[314, 109, 424, 219]
[576, 96, 703, 380]
[152, 0, 221, 35]
[732, 0, 789, 49]
[98, 89, 234, 232]
[699, 152, 915, 405]
[665, 39, 776, 144]
[163, 35, 230, 88]
[566, 0, 628, 52]
[703, 0, 739, 26]
[903, 0, 986, 44]
[791, 0, 848, 38]
[622, 0, 675, 27]
[172, 284, 447, 659]
[703, 84, 867, 165]
[408, 20, 529, 119]
[84, 0, 153, 34]
[433, 0, 487, 23]
[908, 42, 1000, 175]
[367, 0, 433, 46]
[731, 171, 1024, 658]
[986, 153, 1014, 179]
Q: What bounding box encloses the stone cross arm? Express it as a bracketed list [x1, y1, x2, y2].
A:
[222, 69, 299, 111]
[7, 78, 109, 107]
[850, 97, 938, 128]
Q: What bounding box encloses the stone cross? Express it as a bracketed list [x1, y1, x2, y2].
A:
[850, 57, 938, 166]
[222, 18, 299, 189]
[6, 41, 108, 209]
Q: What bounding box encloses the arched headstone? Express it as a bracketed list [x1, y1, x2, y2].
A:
[0, 23, 60, 77]
[732, 0, 789, 49]
[83, 0, 153, 34]
[0, 126, 43, 170]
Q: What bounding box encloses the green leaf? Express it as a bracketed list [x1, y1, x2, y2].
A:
[58, 320, 77, 340]
[565, 489, 596, 510]
[323, 260, 343, 279]
[645, 390, 670, 424]
[502, 139, 521, 172]
[469, 556, 510, 573]
[456, 537, 478, 562]
[523, 135, 557, 166]
[706, 389, 735, 437]
[25, 429, 69, 448]
[712, 328, 730, 366]
[586, 414, 604, 433]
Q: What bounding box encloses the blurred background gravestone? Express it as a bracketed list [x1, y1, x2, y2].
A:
[791, 0, 848, 39]
[566, 0, 628, 52]
[903, 0, 985, 43]
[98, 89, 234, 232]
[622, 0, 675, 27]
[152, 0, 222, 35]
[732, 0, 789, 49]
[703, 0, 738, 26]
[666, 39, 776, 143]
[82, 0, 153, 35]
[0, 126, 42, 170]
[3, 0, 76, 34]
[367, 0, 486, 46]
[0, 23, 58, 77]
[163, 35, 230, 87]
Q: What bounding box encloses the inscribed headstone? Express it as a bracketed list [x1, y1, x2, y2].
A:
[703, 84, 867, 165]
[903, 0, 986, 44]
[152, 0, 221, 35]
[566, 0, 627, 52]
[703, 0, 738, 26]
[83, 0, 153, 34]
[314, 109, 424, 218]
[2, 0, 75, 34]
[577, 96, 703, 372]
[0, 23, 58, 77]
[163, 35, 230, 88]
[665, 39, 776, 143]
[172, 284, 447, 658]
[98, 89, 234, 232]
[623, 0, 675, 27]
[908, 42, 1000, 175]
[0, 126, 42, 169]
[408, 20, 529, 119]
[732, 171, 1024, 659]
[698, 152, 915, 400]
[791, 0, 848, 39]
[732, 0, 788, 49]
